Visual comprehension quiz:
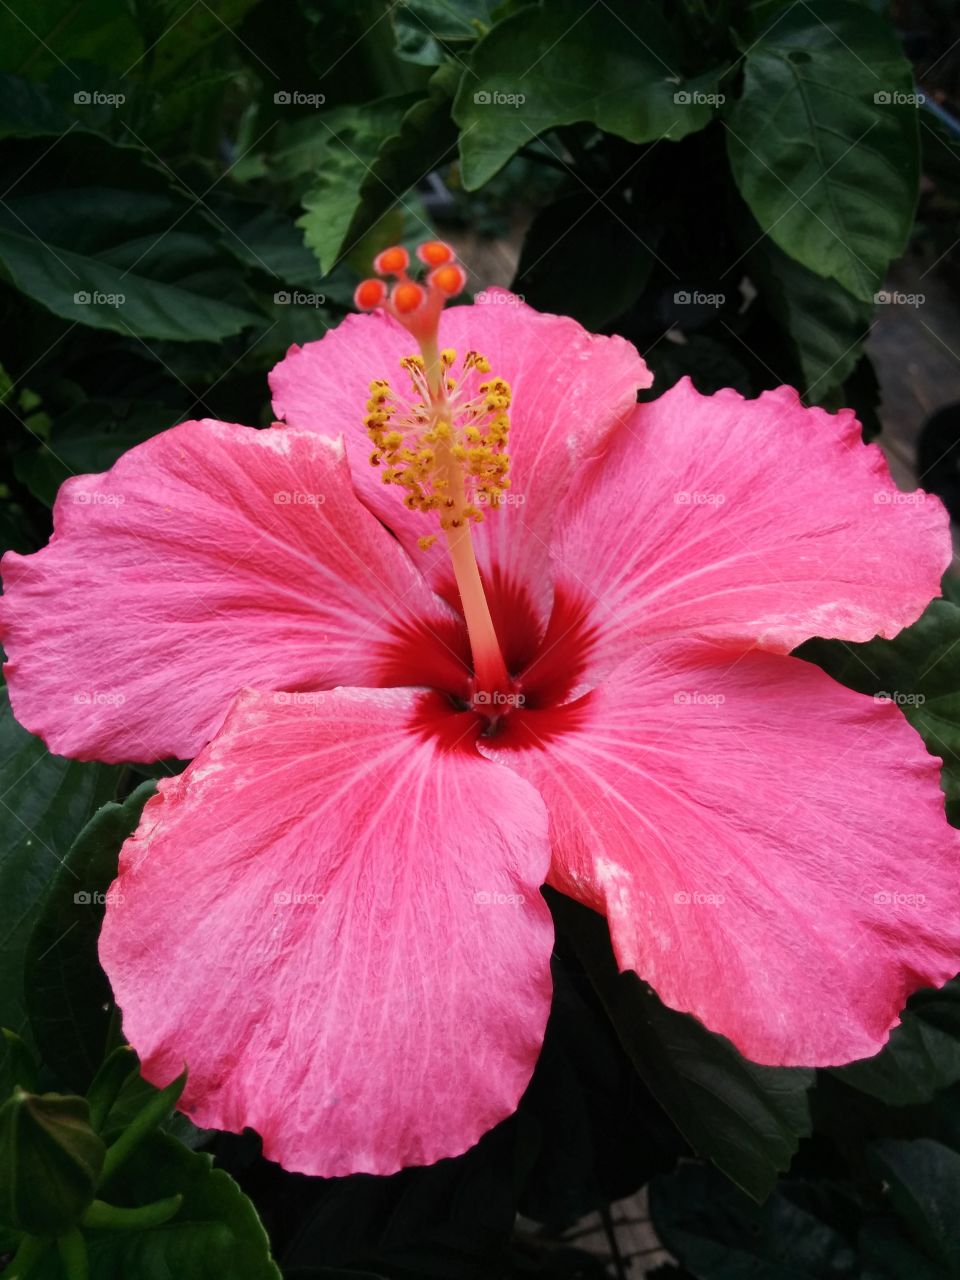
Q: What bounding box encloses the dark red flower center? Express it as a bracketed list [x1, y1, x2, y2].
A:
[379, 571, 597, 753]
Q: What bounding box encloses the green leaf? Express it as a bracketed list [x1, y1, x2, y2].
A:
[133, 0, 265, 86]
[100, 1071, 186, 1185]
[14, 400, 176, 507]
[650, 1163, 857, 1277]
[298, 67, 459, 273]
[553, 895, 813, 1201]
[726, 0, 919, 300]
[0, 217, 259, 342]
[514, 192, 656, 329]
[78, 1132, 282, 1280]
[0, 1031, 38, 1098]
[863, 1140, 960, 1277]
[831, 979, 960, 1104]
[205, 195, 326, 288]
[289, 97, 413, 273]
[519, 965, 683, 1226]
[0, 72, 111, 140]
[644, 332, 754, 398]
[0, 689, 119, 1041]
[99, 1064, 208, 1153]
[81, 1194, 183, 1232]
[750, 239, 873, 398]
[391, 0, 494, 64]
[24, 783, 156, 1092]
[86, 1047, 138, 1133]
[283, 1121, 520, 1276]
[0, 135, 262, 340]
[0, 1, 141, 78]
[0, 0, 262, 87]
[0, 1091, 104, 1235]
[453, 0, 716, 189]
[798, 598, 960, 803]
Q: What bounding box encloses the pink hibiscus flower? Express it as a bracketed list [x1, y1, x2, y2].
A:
[2, 240, 958, 1179]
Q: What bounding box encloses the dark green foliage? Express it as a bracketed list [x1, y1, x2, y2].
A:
[0, 1, 956, 1276]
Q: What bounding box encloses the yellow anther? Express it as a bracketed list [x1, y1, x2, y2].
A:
[363, 347, 511, 547]
[417, 534, 437, 550]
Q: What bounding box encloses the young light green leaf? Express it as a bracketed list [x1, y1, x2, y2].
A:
[298, 66, 459, 273]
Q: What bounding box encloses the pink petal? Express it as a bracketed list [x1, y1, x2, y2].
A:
[269, 293, 649, 623]
[483, 641, 960, 1066]
[99, 685, 554, 1176]
[1, 421, 445, 763]
[552, 379, 951, 674]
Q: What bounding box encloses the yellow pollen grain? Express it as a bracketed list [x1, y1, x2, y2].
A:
[363, 351, 512, 541]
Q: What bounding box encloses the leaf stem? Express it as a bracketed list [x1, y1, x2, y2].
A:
[5, 1235, 48, 1279]
[81, 1194, 183, 1231]
[56, 1229, 88, 1280]
[99, 1070, 186, 1186]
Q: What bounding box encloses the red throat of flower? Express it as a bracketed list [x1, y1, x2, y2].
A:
[354, 242, 515, 710]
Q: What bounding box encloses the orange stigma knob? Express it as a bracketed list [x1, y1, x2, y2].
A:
[417, 239, 455, 266]
[354, 278, 387, 310]
[374, 245, 409, 275]
[392, 281, 426, 314]
[355, 239, 467, 345]
[429, 263, 466, 297]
